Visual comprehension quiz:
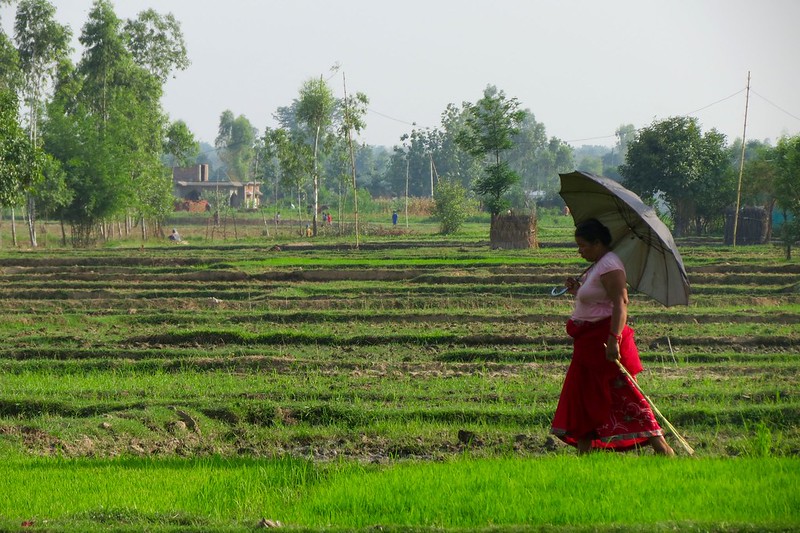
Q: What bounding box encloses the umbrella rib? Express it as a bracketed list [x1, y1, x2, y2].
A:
[613, 197, 664, 304]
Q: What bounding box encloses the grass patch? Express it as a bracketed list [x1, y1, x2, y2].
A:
[0, 455, 797, 531]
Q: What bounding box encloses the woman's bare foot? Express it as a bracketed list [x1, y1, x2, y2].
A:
[577, 438, 592, 455]
[649, 435, 675, 456]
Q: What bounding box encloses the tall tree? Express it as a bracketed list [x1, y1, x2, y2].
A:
[0, 29, 20, 91]
[43, 0, 184, 244]
[620, 116, 730, 237]
[455, 85, 525, 217]
[738, 140, 778, 237]
[773, 135, 800, 258]
[0, 88, 43, 207]
[296, 76, 335, 236]
[215, 110, 256, 183]
[78, 0, 128, 125]
[338, 73, 368, 245]
[435, 102, 482, 190]
[13, 0, 71, 246]
[124, 9, 189, 84]
[266, 127, 313, 229]
[164, 119, 199, 167]
[599, 124, 636, 180]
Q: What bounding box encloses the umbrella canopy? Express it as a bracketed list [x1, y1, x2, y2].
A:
[559, 170, 690, 306]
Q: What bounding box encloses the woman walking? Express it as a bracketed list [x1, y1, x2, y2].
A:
[551, 218, 674, 455]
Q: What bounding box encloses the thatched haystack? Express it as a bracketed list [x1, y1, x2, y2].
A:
[490, 213, 538, 249]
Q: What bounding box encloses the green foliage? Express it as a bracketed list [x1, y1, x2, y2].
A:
[0, 89, 43, 205]
[215, 110, 256, 183]
[455, 85, 525, 215]
[432, 178, 469, 234]
[772, 135, 800, 258]
[266, 127, 313, 194]
[34, 0, 182, 243]
[774, 135, 800, 213]
[14, 0, 72, 138]
[620, 116, 731, 237]
[164, 119, 199, 167]
[296, 75, 337, 232]
[0, 31, 20, 91]
[296, 77, 336, 135]
[123, 8, 189, 83]
[32, 152, 72, 219]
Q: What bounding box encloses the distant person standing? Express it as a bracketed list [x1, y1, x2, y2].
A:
[392, 211, 398, 226]
[168, 228, 181, 242]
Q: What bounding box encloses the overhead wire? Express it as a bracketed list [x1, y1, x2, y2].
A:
[750, 90, 800, 123]
[561, 85, 795, 146]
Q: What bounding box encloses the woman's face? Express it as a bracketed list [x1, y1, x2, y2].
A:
[575, 236, 604, 262]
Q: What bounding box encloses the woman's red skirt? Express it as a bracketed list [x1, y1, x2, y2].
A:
[551, 317, 664, 451]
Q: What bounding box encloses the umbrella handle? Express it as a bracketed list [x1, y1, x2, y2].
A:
[550, 268, 590, 297]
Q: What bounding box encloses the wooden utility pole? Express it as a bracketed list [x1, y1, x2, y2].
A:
[732, 71, 751, 248]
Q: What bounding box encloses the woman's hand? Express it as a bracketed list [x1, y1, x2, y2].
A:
[606, 336, 621, 361]
[565, 277, 580, 295]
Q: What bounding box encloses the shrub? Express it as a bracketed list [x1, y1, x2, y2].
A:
[433, 179, 469, 234]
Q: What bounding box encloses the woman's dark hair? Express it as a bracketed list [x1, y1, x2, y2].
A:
[574, 218, 612, 246]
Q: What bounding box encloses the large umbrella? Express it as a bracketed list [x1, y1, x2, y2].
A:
[558, 170, 690, 307]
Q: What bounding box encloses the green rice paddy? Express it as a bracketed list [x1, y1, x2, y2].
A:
[0, 217, 798, 531]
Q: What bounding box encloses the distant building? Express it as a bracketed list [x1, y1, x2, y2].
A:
[172, 164, 261, 209]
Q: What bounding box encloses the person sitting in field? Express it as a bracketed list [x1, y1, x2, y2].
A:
[169, 228, 181, 242]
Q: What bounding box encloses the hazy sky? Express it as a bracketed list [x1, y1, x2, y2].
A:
[2, 0, 799, 148]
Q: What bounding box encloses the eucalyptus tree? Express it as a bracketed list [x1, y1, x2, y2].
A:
[455, 85, 525, 218]
[255, 127, 282, 215]
[506, 110, 549, 192]
[215, 110, 257, 183]
[124, 9, 189, 84]
[736, 140, 778, 237]
[296, 76, 336, 236]
[338, 75, 368, 244]
[434, 103, 478, 189]
[383, 128, 438, 201]
[41, 0, 188, 244]
[0, 88, 42, 208]
[266, 127, 313, 229]
[164, 119, 199, 167]
[13, 0, 71, 246]
[0, 30, 20, 91]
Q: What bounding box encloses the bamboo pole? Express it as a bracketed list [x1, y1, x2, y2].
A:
[615, 360, 695, 455]
[732, 71, 751, 247]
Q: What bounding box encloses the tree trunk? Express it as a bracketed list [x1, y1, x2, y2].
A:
[26, 194, 38, 247]
[11, 207, 18, 247]
[342, 73, 359, 247]
[312, 124, 320, 237]
[405, 156, 409, 228]
[765, 198, 776, 242]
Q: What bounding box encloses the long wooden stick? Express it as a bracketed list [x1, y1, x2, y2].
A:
[615, 360, 695, 455]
